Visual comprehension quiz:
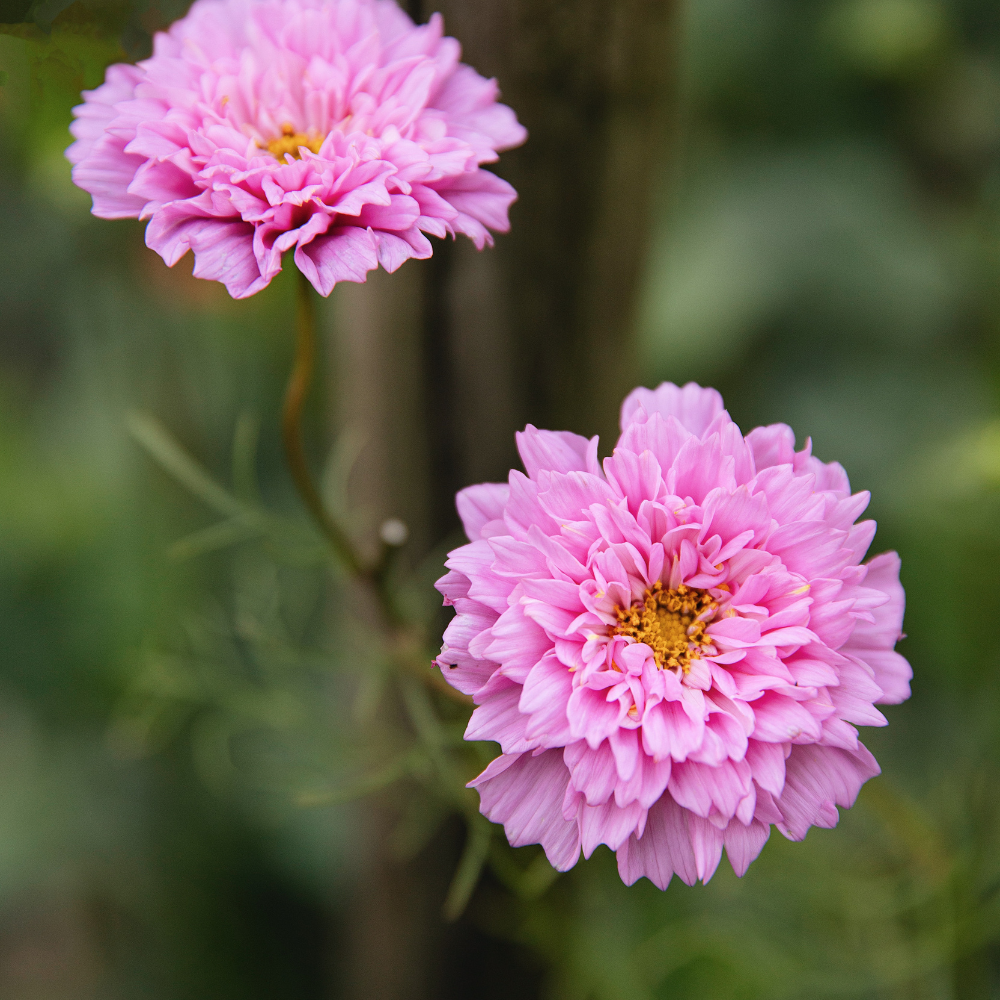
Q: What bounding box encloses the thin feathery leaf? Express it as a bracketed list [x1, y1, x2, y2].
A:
[443, 817, 492, 921]
[127, 411, 248, 519]
[168, 520, 259, 561]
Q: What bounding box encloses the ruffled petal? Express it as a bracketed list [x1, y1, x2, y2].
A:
[470, 750, 581, 871]
[616, 795, 698, 889]
[620, 382, 727, 437]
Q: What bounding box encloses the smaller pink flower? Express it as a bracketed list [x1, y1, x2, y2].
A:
[67, 0, 526, 298]
[436, 382, 912, 887]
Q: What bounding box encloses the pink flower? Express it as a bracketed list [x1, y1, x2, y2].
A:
[436, 382, 912, 887]
[67, 0, 526, 298]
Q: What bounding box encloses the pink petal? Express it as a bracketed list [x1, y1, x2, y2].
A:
[456, 482, 510, 540]
[700, 485, 771, 548]
[609, 726, 640, 782]
[668, 758, 752, 822]
[795, 445, 851, 493]
[71, 134, 148, 218]
[620, 382, 726, 437]
[294, 225, 379, 296]
[668, 435, 735, 505]
[844, 551, 910, 704]
[485, 603, 552, 681]
[520, 654, 573, 747]
[502, 472, 562, 539]
[567, 685, 626, 749]
[576, 796, 645, 857]
[723, 818, 771, 876]
[516, 426, 597, 478]
[857, 649, 912, 707]
[775, 743, 880, 841]
[745, 423, 796, 470]
[470, 750, 581, 871]
[433, 168, 518, 247]
[750, 692, 823, 744]
[746, 738, 787, 797]
[373, 229, 433, 272]
[536, 471, 618, 521]
[603, 449, 665, 514]
[520, 578, 584, 613]
[564, 739, 618, 806]
[616, 795, 698, 889]
[489, 535, 549, 578]
[465, 678, 532, 754]
[751, 466, 825, 524]
[641, 698, 705, 763]
[617, 412, 694, 473]
[615, 752, 672, 809]
[174, 219, 270, 298]
[434, 569, 470, 604]
[686, 812, 725, 882]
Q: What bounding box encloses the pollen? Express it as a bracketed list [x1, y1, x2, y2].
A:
[612, 582, 718, 673]
[266, 123, 325, 160]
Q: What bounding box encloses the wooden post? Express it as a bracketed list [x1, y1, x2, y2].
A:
[327, 3, 681, 995]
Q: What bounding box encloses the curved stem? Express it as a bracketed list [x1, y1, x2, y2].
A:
[282, 272, 365, 577]
[281, 273, 469, 709]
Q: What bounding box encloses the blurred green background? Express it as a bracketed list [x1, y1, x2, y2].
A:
[1, 0, 1000, 997]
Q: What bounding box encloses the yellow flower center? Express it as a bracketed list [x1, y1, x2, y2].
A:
[613, 582, 718, 673]
[265, 123, 325, 160]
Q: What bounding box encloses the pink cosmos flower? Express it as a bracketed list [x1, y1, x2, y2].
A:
[66, 0, 526, 298]
[436, 383, 912, 887]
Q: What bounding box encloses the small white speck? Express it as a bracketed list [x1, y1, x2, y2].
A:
[379, 518, 409, 546]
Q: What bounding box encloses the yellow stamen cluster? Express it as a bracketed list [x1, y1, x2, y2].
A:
[265, 123, 325, 160]
[613, 582, 718, 673]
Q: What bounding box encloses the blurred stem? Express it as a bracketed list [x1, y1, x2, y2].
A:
[284, 273, 470, 708]
[283, 272, 365, 576]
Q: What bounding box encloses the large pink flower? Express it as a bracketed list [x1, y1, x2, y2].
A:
[436, 383, 912, 887]
[67, 0, 526, 298]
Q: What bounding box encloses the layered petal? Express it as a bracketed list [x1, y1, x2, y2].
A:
[471, 751, 581, 871]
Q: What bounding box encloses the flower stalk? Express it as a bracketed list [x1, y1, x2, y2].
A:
[282, 271, 365, 577]
[281, 273, 472, 708]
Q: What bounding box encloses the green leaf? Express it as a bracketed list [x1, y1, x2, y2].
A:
[442, 816, 492, 921]
[292, 749, 423, 808]
[168, 519, 259, 561]
[127, 410, 251, 520]
[231, 410, 261, 504]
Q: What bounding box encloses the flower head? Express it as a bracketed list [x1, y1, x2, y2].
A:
[436, 383, 912, 887]
[67, 0, 526, 298]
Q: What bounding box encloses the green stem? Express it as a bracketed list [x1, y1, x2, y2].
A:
[282, 271, 365, 576]
[281, 274, 472, 708]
